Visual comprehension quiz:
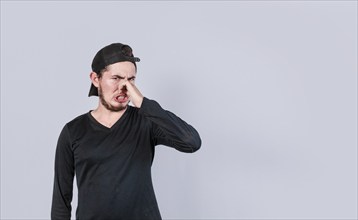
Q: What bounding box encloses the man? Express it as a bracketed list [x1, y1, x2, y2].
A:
[51, 43, 201, 220]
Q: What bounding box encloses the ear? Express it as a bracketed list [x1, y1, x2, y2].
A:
[90, 72, 100, 87]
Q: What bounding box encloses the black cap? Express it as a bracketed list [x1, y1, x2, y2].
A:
[88, 43, 140, 96]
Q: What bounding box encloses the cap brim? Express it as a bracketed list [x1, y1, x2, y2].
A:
[88, 83, 98, 96]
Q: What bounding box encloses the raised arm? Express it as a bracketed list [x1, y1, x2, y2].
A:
[124, 79, 201, 152]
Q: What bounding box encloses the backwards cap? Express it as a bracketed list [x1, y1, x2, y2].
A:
[88, 43, 140, 96]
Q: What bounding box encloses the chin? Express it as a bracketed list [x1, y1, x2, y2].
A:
[112, 102, 128, 111]
[101, 99, 128, 112]
[111, 105, 127, 112]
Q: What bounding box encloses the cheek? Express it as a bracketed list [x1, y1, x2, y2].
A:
[101, 81, 118, 93]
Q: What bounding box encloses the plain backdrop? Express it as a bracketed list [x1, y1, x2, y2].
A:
[1, 1, 357, 219]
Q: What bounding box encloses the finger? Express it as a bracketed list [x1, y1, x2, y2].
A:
[124, 80, 137, 93]
[120, 80, 129, 90]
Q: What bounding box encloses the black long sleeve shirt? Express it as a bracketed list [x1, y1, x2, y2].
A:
[51, 97, 201, 220]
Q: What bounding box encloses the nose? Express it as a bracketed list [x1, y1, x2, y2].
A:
[120, 84, 127, 92]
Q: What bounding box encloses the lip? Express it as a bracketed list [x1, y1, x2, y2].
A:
[115, 94, 129, 103]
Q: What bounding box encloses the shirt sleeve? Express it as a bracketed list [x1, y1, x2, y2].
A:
[138, 97, 201, 153]
[51, 125, 75, 220]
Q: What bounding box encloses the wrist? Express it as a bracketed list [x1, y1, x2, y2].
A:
[136, 96, 144, 108]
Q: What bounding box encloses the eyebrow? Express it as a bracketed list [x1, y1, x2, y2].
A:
[112, 74, 136, 80]
[112, 75, 125, 79]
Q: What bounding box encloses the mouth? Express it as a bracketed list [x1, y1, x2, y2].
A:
[115, 94, 129, 103]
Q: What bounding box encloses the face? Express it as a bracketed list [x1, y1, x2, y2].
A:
[93, 61, 137, 112]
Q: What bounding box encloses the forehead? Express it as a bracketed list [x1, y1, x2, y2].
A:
[105, 61, 136, 76]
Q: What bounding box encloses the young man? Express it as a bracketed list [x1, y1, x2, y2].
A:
[51, 43, 201, 220]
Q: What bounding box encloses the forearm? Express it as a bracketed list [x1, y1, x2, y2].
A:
[139, 97, 201, 152]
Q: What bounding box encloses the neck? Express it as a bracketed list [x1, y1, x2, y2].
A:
[91, 104, 127, 128]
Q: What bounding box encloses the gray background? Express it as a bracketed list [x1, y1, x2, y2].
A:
[1, 1, 357, 219]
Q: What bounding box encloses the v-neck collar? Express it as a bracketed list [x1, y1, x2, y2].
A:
[87, 108, 130, 131]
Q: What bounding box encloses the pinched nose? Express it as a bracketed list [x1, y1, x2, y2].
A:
[120, 84, 128, 92]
